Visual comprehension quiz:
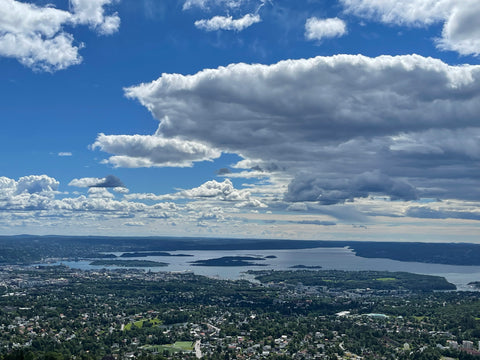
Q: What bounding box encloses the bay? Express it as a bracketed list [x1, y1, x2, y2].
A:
[44, 247, 480, 291]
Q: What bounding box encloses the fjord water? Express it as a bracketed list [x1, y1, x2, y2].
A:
[54, 247, 480, 290]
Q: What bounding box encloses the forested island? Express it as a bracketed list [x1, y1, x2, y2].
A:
[290, 265, 323, 269]
[120, 252, 193, 258]
[89, 260, 168, 267]
[468, 281, 480, 289]
[189, 256, 268, 267]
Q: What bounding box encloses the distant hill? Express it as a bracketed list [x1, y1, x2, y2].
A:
[0, 235, 479, 266]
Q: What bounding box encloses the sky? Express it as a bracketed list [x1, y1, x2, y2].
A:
[1, 0, 480, 242]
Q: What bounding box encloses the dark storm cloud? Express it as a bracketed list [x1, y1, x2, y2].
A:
[90, 175, 125, 188]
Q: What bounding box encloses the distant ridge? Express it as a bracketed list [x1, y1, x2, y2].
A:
[1, 235, 480, 266]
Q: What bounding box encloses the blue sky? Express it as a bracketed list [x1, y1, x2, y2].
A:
[1, 0, 480, 242]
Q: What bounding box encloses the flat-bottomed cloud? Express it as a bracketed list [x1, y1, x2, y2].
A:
[96, 54, 480, 205]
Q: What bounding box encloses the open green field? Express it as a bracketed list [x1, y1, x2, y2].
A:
[375, 277, 396, 281]
[124, 318, 162, 330]
[141, 341, 194, 354]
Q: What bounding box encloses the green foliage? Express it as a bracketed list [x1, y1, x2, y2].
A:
[0, 266, 478, 360]
[249, 270, 456, 291]
[89, 260, 168, 267]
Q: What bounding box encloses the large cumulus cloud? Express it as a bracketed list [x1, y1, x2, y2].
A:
[94, 54, 480, 204]
[123, 55, 480, 143]
[0, 175, 59, 197]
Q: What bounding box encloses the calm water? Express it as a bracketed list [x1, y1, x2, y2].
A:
[49, 247, 480, 291]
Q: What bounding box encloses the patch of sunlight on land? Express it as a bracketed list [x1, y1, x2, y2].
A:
[375, 277, 396, 281]
[141, 341, 194, 354]
[124, 318, 162, 330]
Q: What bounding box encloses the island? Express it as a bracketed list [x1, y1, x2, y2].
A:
[289, 265, 323, 269]
[189, 256, 268, 267]
[468, 281, 480, 289]
[120, 251, 193, 258]
[89, 260, 169, 267]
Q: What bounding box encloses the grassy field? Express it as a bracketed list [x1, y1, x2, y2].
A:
[141, 341, 194, 354]
[124, 318, 162, 330]
[375, 278, 396, 281]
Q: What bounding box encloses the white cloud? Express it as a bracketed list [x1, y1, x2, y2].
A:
[195, 13, 260, 31]
[113, 187, 129, 194]
[16, 175, 59, 195]
[0, 176, 16, 193]
[183, 0, 208, 10]
[69, 175, 125, 188]
[69, 0, 120, 35]
[124, 193, 167, 201]
[0, 175, 268, 232]
[340, 0, 451, 25]
[237, 198, 267, 208]
[0, 175, 59, 211]
[0, 0, 120, 71]
[183, 0, 244, 11]
[437, 1, 480, 56]
[69, 177, 103, 187]
[305, 17, 347, 41]
[179, 179, 251, 200]
[340, 0, 480, 56]
[112, 54, 480, 205]
[87, 187, 115, 199]
[218, 170, 269, 179]
[1, 173, 479, 239]
[58, 152, 72, 156]
[124, 179, 267, 208]
[124, 221, 145, 227]
[92, 133, 221, 168]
